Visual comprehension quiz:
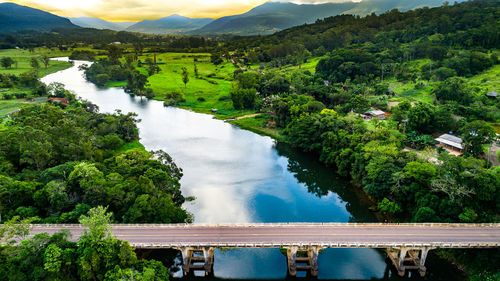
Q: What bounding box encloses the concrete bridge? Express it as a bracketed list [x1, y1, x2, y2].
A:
[29, 223, 500, 278]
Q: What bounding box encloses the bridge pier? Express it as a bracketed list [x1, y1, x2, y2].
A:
[387, 247, 433, 277]
[178, 247, 214, 276]
[286, 246, 322, 277]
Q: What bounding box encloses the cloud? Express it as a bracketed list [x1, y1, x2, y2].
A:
[1, 0, 269, 21]
[271, 0, 360, 3]
[1, 0, 360, 21]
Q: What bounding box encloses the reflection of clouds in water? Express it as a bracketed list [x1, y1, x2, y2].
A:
[185, 186, 252, 223]
[319, 248, 387, 279]
[41, 59, 386, 280]
[214, 248, 286, 279]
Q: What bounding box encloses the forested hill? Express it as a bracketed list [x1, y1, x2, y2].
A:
[229, 0, 499, 52]
[191, 0, 462, 36]
[126, 15, 214, 35]
[69, 17, 136, 31]
[191, 1, 358, 36]
[0, 2, 78, 33]
[342, 0, 466, 16]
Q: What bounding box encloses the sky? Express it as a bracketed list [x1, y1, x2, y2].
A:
[0, 0, 357, 21]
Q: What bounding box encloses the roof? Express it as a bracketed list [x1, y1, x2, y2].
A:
[49, 97, 69, 105]
[435, 134, 463, 149]
[486, 91, 498, 97]
[365, 110, 385, 116]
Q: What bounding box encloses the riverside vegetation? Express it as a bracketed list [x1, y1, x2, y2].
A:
[0, 0, 499, 280]
[0, 84, 190, 279]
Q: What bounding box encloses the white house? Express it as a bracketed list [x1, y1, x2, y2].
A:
[363, 109, 386, 120]
[435, 134, 463, 152]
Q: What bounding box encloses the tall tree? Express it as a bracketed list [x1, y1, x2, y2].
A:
[0, 57, 14, 69]
[30, 57, 40, 70]
[107, 45, 122, 64]
[42, 55, 50, 69]
[181, 67, 189, 88]
[460, 121, 496, 157]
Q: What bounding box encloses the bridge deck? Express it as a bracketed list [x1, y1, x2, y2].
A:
[29, 223, 500, 249]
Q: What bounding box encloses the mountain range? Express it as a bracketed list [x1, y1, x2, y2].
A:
[0, 0, 464, 36]
[0, 2, 77, 33]
[126, 15, 213, 34]
[190, 1, 358, 36]
[341, 0, 462, 16]
[69, 17, 135, 31]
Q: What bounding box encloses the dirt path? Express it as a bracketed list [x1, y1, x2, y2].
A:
[487, 144, 499, 166]
[234, 113, 263, 120]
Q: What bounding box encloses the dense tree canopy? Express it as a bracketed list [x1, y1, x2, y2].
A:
[0, 207, 170, 281]
[0, 97, 189, 224]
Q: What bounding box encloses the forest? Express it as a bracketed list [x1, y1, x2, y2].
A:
[0, 85, 190, 279]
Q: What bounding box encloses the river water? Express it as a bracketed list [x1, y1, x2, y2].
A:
[41, 58, 463, 280]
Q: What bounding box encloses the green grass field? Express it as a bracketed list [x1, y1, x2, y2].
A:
[280, 57, 322, 74]
[0, 48, 72, 77]
[469, 64, 500, 93]
[0, 99, 26, 116]
[136, 53, 257, 116]
[0, 97, 48, 116]
[115, 140, 146, 153]
[387, 80, 435, 104]
[0, 86, 32, 98]
[229, 114, 283, 141]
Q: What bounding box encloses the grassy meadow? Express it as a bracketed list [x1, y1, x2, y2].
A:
[229, 114, 283, 141]
[0, 99, 25, 115]
[135, 52, 256, 117]
[0, 48, 72, 76]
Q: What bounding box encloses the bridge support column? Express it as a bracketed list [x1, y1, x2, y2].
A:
[178, 247, 214, 276]
[286, 246, 322, 278]
[287, 246, 298, 277]
[387, 247, 433, 277]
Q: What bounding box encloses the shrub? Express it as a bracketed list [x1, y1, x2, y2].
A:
[374, 84, 389, 96]
[163, 91, 185, 106]
[96, 74, 110, 86]
[197, 97, 206, 102]
[218, 95, 231, 101]
[69, 50, 96, 61]
[231, 88, 257, 109]
[14, 92, 27, 99]
[145, 89, 155, 99]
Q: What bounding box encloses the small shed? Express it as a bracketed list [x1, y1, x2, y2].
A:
[486, 91, 498, 99]
[435, 134, 463, 152]
[363, 109, 386, 120]
[48, 97, 69, 106]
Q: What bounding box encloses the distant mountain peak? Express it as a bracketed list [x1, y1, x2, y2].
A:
[167, 14, 186, 18]
[126, 14, 214, 35]
[69, 16, 136, 31]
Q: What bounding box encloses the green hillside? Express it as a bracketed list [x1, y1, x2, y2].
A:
[0, 2, 77, 33]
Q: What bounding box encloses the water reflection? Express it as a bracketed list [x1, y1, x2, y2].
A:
[42, 59, 464, 280]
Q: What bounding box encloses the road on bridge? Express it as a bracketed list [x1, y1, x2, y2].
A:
[28, 223, 500, 248]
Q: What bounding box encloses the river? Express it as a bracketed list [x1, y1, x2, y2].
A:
[41, 58, 464, 280]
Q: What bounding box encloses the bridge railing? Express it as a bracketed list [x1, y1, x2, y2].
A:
[28, 222, 500, 228]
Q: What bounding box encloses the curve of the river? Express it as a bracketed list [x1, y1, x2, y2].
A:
[41, 58, 463, 280]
